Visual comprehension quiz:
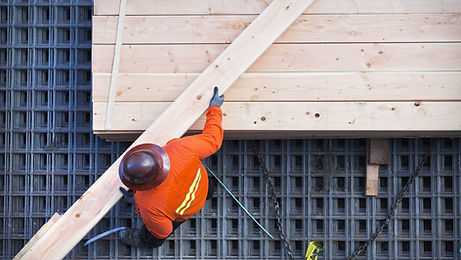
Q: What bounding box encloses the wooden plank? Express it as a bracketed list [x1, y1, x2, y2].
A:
[93, 101, 461, 131]
[92, 43, 461, 73]
[14, 213, 61, 260]
[93, 14, 461, 44]
[92, 72, 461, 102]
[366, 164, 380, 196]
[368, 139, 390, 164]
[21, 0, 314, 258]
[104, 0, 126, 130]
[94, 0, 461, 15]
[365, 138, 390, 196]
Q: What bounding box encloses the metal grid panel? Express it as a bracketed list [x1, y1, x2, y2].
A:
[0, 1, 460, 259]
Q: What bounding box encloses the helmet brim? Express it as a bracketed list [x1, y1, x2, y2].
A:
[119, 143, 170, 191]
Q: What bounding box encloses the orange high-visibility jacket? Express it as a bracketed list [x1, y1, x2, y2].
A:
[134, 106, 223, 238]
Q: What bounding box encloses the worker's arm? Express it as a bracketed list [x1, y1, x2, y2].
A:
[175, 87, 224, 159]
[180, 106, 224, 159]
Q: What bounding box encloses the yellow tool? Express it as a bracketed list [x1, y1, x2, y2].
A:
[305, 241, 323, 260]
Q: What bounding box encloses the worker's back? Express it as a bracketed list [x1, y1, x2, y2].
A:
[134, 106, 223, 239]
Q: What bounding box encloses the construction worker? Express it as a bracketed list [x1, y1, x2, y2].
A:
[118, 87, 224, 248]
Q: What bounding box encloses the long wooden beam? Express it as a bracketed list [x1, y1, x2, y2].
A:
[94, 0, 461, 15]
[18, 0, 314, 258]
[92, 101, 461, 131]
[14, 213, 61, 260]
[104, 0, 126, 130]
[92, 43, 461, 73]
[93, 14, 461, 44]
[92, 72, 461, 102]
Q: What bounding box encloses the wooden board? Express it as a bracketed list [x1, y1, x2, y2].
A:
[93, 14, 461, 44]
[365, 164, 380, 196]
[92, 72, 461, 102]
[93, 101, 461, 131]
[368, 139, 390, 164]
[94, 0, 461, 15]
[103, 0, 127, 130]
[14, 213, 61, 260]
[20, 0, 314, 258]
[365, 138, 390, 196]
[92, 43, 461, 73]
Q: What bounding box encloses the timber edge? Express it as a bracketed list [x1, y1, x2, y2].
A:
[94, 131, 461, 142]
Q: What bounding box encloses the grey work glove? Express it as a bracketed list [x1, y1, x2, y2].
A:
[209, 86, 224, 108]
[119, 187, 135, 204]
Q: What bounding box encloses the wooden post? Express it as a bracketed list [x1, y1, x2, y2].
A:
[366, 139, 390, 196]
[18, 0, 315, 259]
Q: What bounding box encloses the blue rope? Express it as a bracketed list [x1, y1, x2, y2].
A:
[84, 227, 127, 246]
[204, 164, 274, 239]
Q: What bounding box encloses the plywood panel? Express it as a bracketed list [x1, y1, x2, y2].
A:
[92, 43, 461, 73]
[94, 0, 461, 15]
[93, 101, 461, 131]
[93, 14, 461, 44]
[92, 72, 461, 102]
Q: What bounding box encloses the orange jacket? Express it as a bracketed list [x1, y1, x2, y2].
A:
[134, 106, 223, 238]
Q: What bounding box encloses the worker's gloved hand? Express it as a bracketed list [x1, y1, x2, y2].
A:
[209, 86, 224, 108]
[119, 187, 135, 204]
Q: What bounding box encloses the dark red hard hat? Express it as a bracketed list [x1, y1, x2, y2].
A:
[119, 143, 170, 191]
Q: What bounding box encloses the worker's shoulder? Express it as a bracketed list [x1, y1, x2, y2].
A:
[165, 138, 180, 145]
[163, 137, 195, 156]
[166, 135, 204, 148]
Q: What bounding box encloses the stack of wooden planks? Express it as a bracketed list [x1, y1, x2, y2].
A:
[92, 0, 461, 141]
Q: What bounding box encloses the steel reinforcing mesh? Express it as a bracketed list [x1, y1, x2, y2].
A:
[0, 1, 460, 259]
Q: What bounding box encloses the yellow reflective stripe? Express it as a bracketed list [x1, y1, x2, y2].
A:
[175, 168, 201, 214]
[179, 173, 201, 215]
